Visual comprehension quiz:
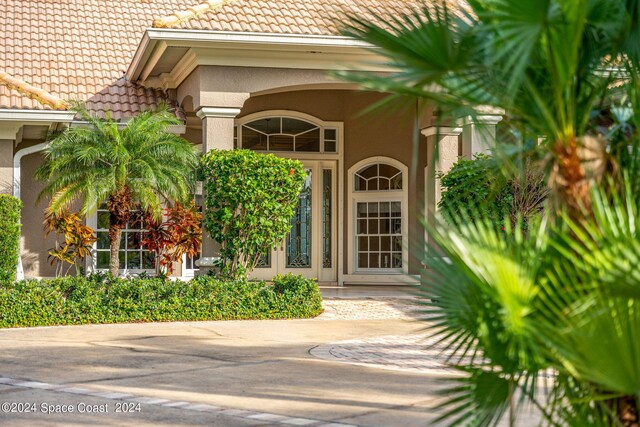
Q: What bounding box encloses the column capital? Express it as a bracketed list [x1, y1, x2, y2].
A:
[196, 107, 242, 119]
[457, 114, 504, 127]
[421, 126, 463, 138]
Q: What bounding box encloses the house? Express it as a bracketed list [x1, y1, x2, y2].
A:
[0, 0, 501, 285]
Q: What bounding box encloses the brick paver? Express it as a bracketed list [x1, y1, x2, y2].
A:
[318, 298, 426, 321]
[310, 333, 467, 375]
[314, 297, 468, 375]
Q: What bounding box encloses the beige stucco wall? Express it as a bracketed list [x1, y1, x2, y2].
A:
[238, 90, 428, 275]
[20, 149, 57, 278]
[178, 66, 336, 110]
[0, 141, 12, 194]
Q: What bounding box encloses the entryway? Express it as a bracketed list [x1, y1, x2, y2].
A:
[251, 159, 337, 283]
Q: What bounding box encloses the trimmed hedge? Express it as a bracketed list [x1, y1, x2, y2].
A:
[0, 195, 22, 283]
[0, 273, 323, 328]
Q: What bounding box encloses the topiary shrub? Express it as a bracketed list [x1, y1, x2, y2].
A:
[0, 195, 23, 283]
[438, 154, 548, 229]
[200, 149, 306, 278]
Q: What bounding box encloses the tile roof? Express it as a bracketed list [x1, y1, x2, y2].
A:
[0, 72, 68, 110]
[0, 0, 197, 118]
[153, 0, 425, 35]
[1, 0, 435, 118]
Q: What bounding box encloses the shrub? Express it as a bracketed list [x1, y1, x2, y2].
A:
[44, 209, 96, 277]
[200, 149, 306, 278]
[0, 195, 22, 283]
[438, 155, 548, 229]
[141, 201, 203, 276]
[0, 274, 323, 327]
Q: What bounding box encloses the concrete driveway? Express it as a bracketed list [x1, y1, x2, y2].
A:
[0, 288, 538, 426]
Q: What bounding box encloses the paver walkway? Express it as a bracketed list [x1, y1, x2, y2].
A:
[318, 298, 425, 321]
[315, 295, 464, 375]
[310, 334, 461, 375]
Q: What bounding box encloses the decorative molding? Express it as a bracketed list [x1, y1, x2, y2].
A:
[127, 29, 391, 87]
[420, 126, 463, 138]
[196, 107, 241, 119]
[139, 41, 169, 82]
[457, 114, 504, 126]
[0, 124, 21, 140]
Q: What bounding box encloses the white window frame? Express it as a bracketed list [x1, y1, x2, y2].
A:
[346, 157, 409, 282]
[86, 207, 156, 275]
[181, 183, 204, 278]
[236, 110, 342, 160]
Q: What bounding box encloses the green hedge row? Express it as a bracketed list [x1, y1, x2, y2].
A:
[0, 195, 22, 283]
[0, 273, 323, 328]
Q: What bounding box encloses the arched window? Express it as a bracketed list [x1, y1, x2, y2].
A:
[238, 115, 338, 153]
[348, 158, 408, 274]
[354, 163, 402, 191]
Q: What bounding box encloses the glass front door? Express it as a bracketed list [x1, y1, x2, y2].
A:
[252, 160, 336, 283]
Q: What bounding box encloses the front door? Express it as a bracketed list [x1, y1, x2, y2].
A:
[251, 160, 337, 283]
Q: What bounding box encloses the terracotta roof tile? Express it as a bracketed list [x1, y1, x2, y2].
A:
[1, 0, 446, 117]
[155, 0, 431, 36]
[0, 0, 199, 117]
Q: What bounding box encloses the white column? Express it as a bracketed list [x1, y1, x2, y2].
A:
[422, 126, 463, 248]
[195, 106, 242, 273]
[460, 114, 503, 158]
[196, 107, 241, 152]
[423, 126, 463, 210]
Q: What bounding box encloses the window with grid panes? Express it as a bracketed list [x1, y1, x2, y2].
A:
[95, 206, 154, 271]
[354, 163, 403, 270]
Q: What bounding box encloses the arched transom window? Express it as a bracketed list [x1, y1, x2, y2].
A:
[354, 163, 403, 191]
[239, 116, 337, 153]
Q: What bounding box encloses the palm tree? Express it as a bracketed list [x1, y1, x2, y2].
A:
[338, 0, 640, 424]
[36, 103, 198, 277]
[339, 0, 640, 219]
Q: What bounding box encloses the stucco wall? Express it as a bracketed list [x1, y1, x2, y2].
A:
[20, 150, 57, 278]
[0, 141, 13, 194]
[239, 90, 428, 276]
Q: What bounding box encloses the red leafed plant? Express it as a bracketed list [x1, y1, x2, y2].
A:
[141, 201, 203, 276]
[44, 209, 97, 277]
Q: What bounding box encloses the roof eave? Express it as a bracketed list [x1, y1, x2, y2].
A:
[126, 28, 383, 83]
[0, 109, 75, 123]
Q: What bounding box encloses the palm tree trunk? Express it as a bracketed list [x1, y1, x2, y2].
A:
[109, 227, 122, 277]
[551, 136, 592, 220]
[107, 188, 132, 278]
[618, 395, 639, 427]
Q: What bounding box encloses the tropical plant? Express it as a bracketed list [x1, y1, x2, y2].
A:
[200, 149, 305, 278]
[36, 103, 198, 277]
[140, 201, 203, 276]
[44, 209, 97, 277]
[424, 181, 640, 426]
[338, 0, 640, 425]
[438, 154, 548, 229]
[339, 0, 640, 220]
